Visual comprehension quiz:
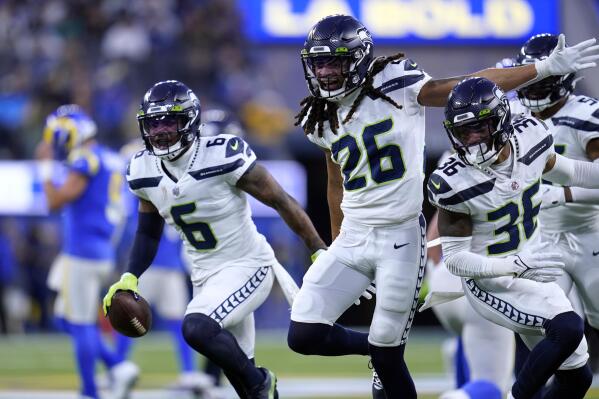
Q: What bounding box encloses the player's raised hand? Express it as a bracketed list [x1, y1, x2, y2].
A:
[103, 272, 139, 315]
[536, 34, 599, 79]
[510, 249, 565, 283]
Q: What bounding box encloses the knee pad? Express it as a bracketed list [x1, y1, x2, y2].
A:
[182, 313, 221, 351]
[369, 307, 407, 347]
[287, 321, 329, 355]
[369, 318, 402, 347]
[545, 311, 584, 352]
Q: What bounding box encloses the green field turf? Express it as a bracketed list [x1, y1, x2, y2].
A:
[1, 329, 598, 398]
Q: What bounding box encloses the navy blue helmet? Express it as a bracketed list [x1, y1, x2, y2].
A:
[516, 34, 576, 112]
[444, 77, 512, 168]
[201, 109, 244, 138]
[301, 14, 374, 99]
[137, 80, 201, 160]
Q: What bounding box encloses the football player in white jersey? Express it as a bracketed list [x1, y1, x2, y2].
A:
[515, 33, 599, 337]
[427, 194, 515, 399]
[286, 14, 599, 399]
[102, 80, 327, 399]
[427, 76, 599, 399]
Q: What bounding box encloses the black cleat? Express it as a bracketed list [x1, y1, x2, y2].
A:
[372, 370, 387, 399]
[248, 367, 278, 399]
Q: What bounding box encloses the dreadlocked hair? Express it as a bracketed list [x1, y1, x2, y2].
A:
[295, 52, 405, 137]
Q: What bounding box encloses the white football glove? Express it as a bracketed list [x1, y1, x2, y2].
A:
[540, 184, 566, 209]
[354, 283, 376, 306]
[509, 249, 564, 283]
[536, 34, 599, 79]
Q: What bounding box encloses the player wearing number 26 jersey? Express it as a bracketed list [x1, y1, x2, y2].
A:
[304, 58, 430, 225]
[428, 77, 599, 399]
[103, 80, 326, 399]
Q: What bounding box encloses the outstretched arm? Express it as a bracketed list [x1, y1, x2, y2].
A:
[418, 35, 599, 107]
[418, 66, 537, 107]
[237, 163, 326, 253]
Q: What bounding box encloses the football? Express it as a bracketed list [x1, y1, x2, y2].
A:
[107, 290, 152, 338]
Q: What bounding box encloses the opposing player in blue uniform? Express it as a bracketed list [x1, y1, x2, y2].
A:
[37, 105, 138, 399]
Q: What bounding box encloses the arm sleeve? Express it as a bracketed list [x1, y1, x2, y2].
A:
[441, 236, 517, 278]
[570, 187, 599, 204]
[127, 211, 164, 278]
[543, 153, 599, 188]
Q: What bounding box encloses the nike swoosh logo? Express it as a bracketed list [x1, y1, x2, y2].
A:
[230, 141, 239, 150]
[430, 179, 441, 190]
[593, 251, 599, 256]
[394, 242, 409, 250]
[410, 62, 418, 68]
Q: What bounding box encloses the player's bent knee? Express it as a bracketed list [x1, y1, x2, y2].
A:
[369, 318, 402, 347]
[182, 313, 221, 351]
[546, 311, 584, 351]
[287, 321, 328, 355]
[565, 365, 593, 391]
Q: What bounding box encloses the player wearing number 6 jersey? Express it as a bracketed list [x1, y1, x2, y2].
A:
[103, 80, 326, 399]
[287, 14, 599, 399]
[427, 77, 599, 399]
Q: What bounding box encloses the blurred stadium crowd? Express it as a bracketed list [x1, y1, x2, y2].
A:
[0, 0, 303, 334]
[0, 0, 296, 159]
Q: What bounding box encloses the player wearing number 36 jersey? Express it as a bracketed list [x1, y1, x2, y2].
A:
[427, 77, 599, 399]
[103, 80, 326, 399]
